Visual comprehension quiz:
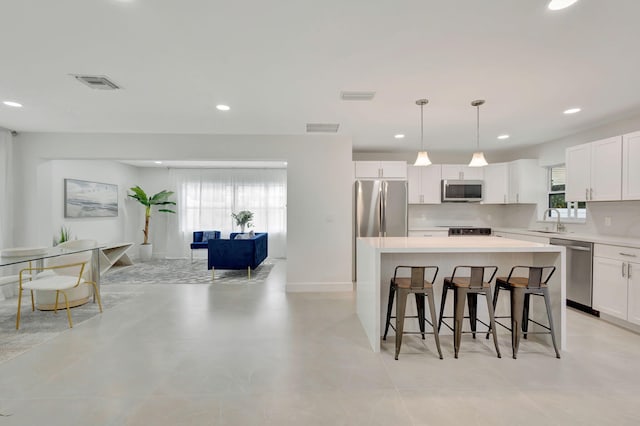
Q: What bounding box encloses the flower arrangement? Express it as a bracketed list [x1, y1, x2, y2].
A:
[231, 210, 254, 233]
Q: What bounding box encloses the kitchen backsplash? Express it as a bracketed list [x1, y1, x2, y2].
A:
[409, 201, 640, 239]
[408, 204, 511, 228]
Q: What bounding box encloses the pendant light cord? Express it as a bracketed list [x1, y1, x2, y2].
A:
[420, 103, 424, 151]
[476, 104, 480, 150]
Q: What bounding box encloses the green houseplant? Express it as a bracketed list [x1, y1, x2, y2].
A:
[231, 210, 254, 233]
[53, 225, 72, 246]
[128, 186, 176, 259]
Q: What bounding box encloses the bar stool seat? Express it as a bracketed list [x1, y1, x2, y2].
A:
[440, 266, 501, 359]
[488, 265, 560, 359]
[383, 265, 443, 360]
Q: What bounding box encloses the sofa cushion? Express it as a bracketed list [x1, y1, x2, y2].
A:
[191, 230, 221, 250]
[202, 231, 218, 241]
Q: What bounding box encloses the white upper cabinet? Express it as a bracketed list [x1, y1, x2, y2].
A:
[482, 163, 508, 204]
[591, 137, 622, 201]
[482, 160, 542, 204]
[566, 136, 622, 202]
[622, 130, 640, 200]
[566, 143, 591, 202]
[508, 159, 543, 204]
[407, 165, 442, 204]
[440, 164, 484, 180]
[354, 161, 407, 180]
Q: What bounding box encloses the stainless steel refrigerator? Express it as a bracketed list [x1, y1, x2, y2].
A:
[354, 180, 407, 279]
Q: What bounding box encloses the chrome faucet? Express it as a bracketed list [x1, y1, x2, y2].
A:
[543, 208, 565, 232]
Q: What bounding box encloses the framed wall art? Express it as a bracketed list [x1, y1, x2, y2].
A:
[64, 179, 118, 218]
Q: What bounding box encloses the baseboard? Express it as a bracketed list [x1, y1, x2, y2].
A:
[599, 313, 640, 335]
[286, 282, 354, 292]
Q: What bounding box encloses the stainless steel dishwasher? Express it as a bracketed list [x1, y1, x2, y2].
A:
[549, 238, 597, 315]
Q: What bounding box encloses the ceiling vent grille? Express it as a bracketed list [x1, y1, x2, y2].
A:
[306, 123, 340, 133]
[340, 91, 376, 101]
[72, 75, 121, 90]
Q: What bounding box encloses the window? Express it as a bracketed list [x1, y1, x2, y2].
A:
[167, 168, 287, 258]
[547, 165, 586, 220]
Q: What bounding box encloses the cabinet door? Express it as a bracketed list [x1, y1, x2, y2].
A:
[420, 164, 442, 203]
[461, 166, 484, 180]
[565, 143, 591, 202]
[483, 163, 508, 204]
[593, 256, 628, 320]
[441, 165, 483, 180]
[407, 166, 422, 203]
[627, 261, 640, 326]
[441, 165, 463, 180]
[380, 161, 407, 179]
[590, 136, 622, 201]
[407, 165, 441, 204]
[622, 131, 640, 200]
[354, 161, 381, 179]
[508, 159, 543, 204]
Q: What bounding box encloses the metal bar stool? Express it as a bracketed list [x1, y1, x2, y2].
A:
[440, 266, 501, 359]
[383, 266, 443, 360]
[487, 265, 560, 359]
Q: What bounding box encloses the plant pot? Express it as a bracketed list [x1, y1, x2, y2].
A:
[139, 244, 153, 261]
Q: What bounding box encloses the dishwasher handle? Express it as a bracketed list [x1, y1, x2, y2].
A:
[564, 245, 592, 252]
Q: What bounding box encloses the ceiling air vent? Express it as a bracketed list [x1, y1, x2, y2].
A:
[340, 91, 376, 101]
[72, 75, 121, 90]
[306, 123, 340, 133]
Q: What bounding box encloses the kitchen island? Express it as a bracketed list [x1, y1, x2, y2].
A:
[356, 236, 566, 352]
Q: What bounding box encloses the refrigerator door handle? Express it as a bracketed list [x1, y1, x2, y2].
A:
[380, 181, 387, 237]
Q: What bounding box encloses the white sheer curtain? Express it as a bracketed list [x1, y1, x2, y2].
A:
[0, 129, 14, 249]
[166, 168, 287, 259]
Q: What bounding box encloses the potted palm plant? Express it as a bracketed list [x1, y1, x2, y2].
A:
[231, 210, 254, 233]
[128, 186, 176, 260]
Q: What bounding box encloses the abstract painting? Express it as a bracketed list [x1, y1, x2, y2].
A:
[64, 179, 118, 218]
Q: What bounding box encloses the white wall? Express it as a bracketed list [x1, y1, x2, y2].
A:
[47, 160, 140, 246]
[12, 133, 353, 291]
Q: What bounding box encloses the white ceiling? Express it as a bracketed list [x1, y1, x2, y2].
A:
[1, 0, 640, 154]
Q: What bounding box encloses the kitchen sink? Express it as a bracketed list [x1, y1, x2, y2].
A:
[527, 229, 561, 234]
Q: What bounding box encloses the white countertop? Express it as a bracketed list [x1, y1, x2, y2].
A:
[493, 228, 640, 249]
[359, 236, 561, 253]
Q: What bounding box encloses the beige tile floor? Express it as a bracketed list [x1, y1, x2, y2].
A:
[1, 260, 640, 425]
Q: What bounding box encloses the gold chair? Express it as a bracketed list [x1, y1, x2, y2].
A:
[16, 250, 102, 329]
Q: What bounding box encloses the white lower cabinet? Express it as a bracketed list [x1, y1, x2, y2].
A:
[593, 244, 640, 324]
[408, 230, 449, 237]
[593, 256, 629, 319]
[492, 231, 550, 244]
[626, 261, 640, 325]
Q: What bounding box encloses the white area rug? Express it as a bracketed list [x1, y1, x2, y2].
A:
[101, 259, 273, 285]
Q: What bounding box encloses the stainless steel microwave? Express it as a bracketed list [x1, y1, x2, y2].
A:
[441, 180, 483, 202]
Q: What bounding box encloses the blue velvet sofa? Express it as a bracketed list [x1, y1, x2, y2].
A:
[190, 230, 221, 261]
[207, 232, 268, 278]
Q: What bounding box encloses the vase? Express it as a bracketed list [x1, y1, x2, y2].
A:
[139, 244, 153, 261]
[240, 224, 246, 233]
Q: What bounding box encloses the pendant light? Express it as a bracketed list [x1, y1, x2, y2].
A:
[414, 98, 432, 166]
[468, 99, 488, 167]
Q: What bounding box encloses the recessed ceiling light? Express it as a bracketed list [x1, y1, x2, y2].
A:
[216, 104, 230, 111]
[3, 101, 22, 108]
[154, 161, 162, 164]
[394, 134, 405, 139]
[497, 134, 510, 140]
[564, 107, 581, 115]
[548, 0, 579, 11]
